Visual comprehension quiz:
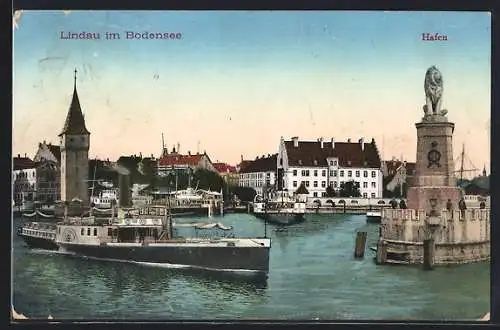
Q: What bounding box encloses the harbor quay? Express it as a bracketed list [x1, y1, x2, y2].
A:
[379, 208, 490, 264]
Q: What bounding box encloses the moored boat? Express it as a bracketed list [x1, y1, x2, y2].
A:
[253, 191, 306, 225]
[365, 211, 382, 223]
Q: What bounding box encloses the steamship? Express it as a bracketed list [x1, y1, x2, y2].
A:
[253, 191, 306, 225]
[16, 204, 271, 275]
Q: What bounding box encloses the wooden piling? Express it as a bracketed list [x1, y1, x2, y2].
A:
[423, 239, 435, 270]
[354, 231, 368, 258]
[375, 239, 387, 264]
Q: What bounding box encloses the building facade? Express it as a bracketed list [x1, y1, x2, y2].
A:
[213, 162, 239, 187]
[13, 155, 37, 206]
[59, 71, 90, 203]
[156, 147, 217, 177]
[238, 154, 277, 196]
[277, 136, 383, 198]
[33, 141, 61, 203]
[381, 158, 416, 197]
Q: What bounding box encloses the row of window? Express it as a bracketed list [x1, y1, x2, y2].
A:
[14, 171, 36, 179]
[14, 183, 35, 191]
[293, 169, 378, 178]
[24, 229, 55, 239]
[292, 181, 378, 189]
[239, 173, 273, 179]
[81, 227, 98, 236]
[239, 180, 273, 187]
[310, 191, 377, 198]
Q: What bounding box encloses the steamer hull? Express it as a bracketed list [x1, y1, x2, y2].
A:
[254, 213, 305, 225]
[18, 234, 59, 250]
[58, 241, 270, 273]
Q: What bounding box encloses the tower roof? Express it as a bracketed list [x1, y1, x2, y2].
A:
[59, 69, 90, 136]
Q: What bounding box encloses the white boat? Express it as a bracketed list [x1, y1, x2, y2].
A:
[365, 211, 382, 223]
[90, 189, 119, 209]
[253, 191, 306, 225]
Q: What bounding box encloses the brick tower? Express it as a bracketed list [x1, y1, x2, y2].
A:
[59, 69, 91, 203]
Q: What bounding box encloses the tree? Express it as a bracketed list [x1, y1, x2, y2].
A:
[339, 180, 361, 198]
[295, 182, 309, 195]
[193, 168, 225, 192]
[232, 187, 257, 202]
[325, 185, 337, 197]
[391, 183, 408, 198]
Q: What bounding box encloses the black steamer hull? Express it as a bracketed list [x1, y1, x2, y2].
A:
[170, 206, 221, 217]
[255, 213, 305, 225]
[59, 243, 270, 273]
[18, 233, 58, 250]
[366, 216, 381, 224]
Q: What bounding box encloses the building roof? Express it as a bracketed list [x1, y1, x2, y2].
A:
[213, 162, 237, 174]
[59, 74, 90, 136]
[46, 143, 61, 162]
[157, 153, 204, 167]
[383, 159, 416, 186]
[239, 154, 277, 173]
[284, 138, 381, 168]
[13, 155, 37, 170]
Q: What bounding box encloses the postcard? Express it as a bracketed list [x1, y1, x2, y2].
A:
[12, 10, 491, 321]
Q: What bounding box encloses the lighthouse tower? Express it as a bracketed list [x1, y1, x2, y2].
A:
[59, 69, 91, 203]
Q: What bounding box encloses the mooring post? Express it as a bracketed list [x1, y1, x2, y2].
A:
[423, 239, 435, 270]
[354, 231, 368, 259]
[376, 239, 387, 264]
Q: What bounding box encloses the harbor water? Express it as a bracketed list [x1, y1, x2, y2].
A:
[12, 213, 489, 320]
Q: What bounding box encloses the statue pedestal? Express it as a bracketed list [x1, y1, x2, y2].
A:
[406, 117, 460, 212]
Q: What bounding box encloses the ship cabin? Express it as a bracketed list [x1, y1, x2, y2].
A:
[18, 221, 57, 240]
[55, 206, 172, 245]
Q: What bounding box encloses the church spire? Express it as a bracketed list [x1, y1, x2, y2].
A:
[59, 68, 90, 137]
[74, 68, 77, 90]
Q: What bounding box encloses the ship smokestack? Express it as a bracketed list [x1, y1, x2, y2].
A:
[118, 174, 131, 208]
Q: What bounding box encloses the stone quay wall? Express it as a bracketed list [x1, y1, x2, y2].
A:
[380, 208, 490, 264]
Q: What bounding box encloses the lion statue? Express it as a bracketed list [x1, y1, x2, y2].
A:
[423, 66, 444, 116]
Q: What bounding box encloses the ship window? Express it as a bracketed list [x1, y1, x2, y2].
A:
[87, 228, 91, 236]
[94, 228, 97, 236]
[81, 228, 85, 235]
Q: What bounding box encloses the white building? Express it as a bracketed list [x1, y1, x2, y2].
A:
[13, 154, 37, 206]
[276, 136, 383, 199]
[33, 141, 61, 203]
[238, 154, 277, 196]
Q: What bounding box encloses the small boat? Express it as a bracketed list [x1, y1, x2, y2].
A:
[365, 211, 382, 223]
[253, 191, 306, 225]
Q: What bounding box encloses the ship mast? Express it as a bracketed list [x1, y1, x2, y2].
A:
[90, 158, 97, 200]
[161, 133, 165, 157]
[460, 143, 465, 182]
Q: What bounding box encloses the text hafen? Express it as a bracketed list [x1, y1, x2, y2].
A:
[421, 33, 448, 41]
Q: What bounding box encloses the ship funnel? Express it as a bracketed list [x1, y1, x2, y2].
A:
[118, 174, 131, 207]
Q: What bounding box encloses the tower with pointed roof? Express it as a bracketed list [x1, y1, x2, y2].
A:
[58, 69, 90, 203]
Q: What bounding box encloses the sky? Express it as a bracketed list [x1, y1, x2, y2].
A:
[13, 10, 491, 174]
